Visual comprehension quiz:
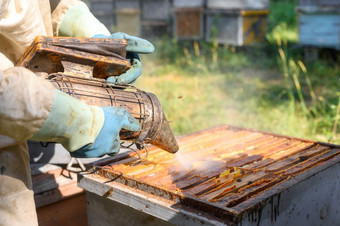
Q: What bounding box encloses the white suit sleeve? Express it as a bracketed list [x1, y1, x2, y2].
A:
[0, 52, 14, 71]
[51, 0, 92, 36]
[0, 67, 54, 142]
[0, 0, 47, 64]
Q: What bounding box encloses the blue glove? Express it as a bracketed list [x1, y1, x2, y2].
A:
[30, 90, 140, 158]
[93, 32, 154, 84]
[70, 107, 140, 158]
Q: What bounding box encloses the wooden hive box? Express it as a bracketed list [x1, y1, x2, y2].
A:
[173, 0, 205, 8]
[114, 0, 141, 36]
[205, 9, 269, 46]
[173, 8, 204, 40]
[173, 0, 205, 40]
[139, 0, 172, 39]
[142, 0, 171, 22]
[88, 0, 115, 32]
[298, 0, 340, 7]
[207, 0, 269, 10]
[79, 125, 340, 225]
[115, 0, 140, 9]
[297, 6, 340, 49]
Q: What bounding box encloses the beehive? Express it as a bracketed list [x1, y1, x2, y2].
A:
[173, 0, 205, 40]
[114, 0, 141, 36]
[79, 125, 340, 225]
[205, 10, 268, 45]
[207, 0, 269, 10]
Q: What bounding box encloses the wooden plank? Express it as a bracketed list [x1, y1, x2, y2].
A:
[299, 0, 340, 7]
[90, 0, 114, 12]
[36, 194, 87, 226]
[142, 0, 171, 21]
[207, 0, 269, 10]
[241, 10, 269, 16]
[242, 13, 267, 45]
[174, 8, 203, 40]
[34, 182, 84, 208]
[115, 0, 140, 9]
[173, 0, 204, 8]
[32, 168, 78, 194]
[31, 164, 62, 176]
[299, 14, 340, 47]
[205, 11, 240, 45]
[116, 9, 141, 36]
[205, 10, 268, 45]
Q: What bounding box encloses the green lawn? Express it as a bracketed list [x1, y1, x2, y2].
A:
[136, 0, 340, 144]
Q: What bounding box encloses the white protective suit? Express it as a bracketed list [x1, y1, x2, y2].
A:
[0, 0, 108, 225]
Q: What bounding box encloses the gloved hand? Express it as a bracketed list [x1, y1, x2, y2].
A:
[93, 32, 154, 84]
[70, 107, 140, 158]
[58, 4, 154, 84]
[30, 90, 140, 158]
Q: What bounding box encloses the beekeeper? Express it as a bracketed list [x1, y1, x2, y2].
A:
[0, 0, 154, 225]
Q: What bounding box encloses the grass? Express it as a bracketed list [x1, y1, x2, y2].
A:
[136, 0, 340, 144]
[266, 0, 298, 44]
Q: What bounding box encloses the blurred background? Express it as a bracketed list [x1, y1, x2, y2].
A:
[83, 0, 340, 144]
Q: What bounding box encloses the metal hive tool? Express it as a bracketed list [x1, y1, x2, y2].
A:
[91, 125, 340, 223]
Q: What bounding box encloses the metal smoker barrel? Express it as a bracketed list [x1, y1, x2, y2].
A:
[48, 73, 179, 154]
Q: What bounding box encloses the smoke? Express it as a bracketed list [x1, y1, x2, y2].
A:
[174, 150, 225, 175]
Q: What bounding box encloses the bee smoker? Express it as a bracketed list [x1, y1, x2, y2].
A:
[17, 36, 179, 154]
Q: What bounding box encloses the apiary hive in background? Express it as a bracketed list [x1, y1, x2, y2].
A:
[114, 0, 141, 36]
[139, 0, 172, 39]
[173, 0, 205, 40]
[205, 9, 268, 46]
[298, 0, 340, 7]
[86, 0, 270, 45]
[297, 0, 340, 50]
[205, 0, 269, 45]
[207, 0, 269, 10]
[87, 0, 115, 32]
[141, 0, 171, 22]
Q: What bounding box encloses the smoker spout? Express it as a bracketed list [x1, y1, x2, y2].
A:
[150, 113, 179, 153]
[143, 92, 179, 154]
